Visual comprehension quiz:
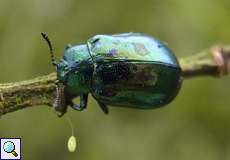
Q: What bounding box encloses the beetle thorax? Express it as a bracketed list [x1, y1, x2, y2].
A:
[57, 44, 93, 96]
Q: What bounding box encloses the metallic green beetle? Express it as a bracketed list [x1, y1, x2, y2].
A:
[41, 33, 182, 117]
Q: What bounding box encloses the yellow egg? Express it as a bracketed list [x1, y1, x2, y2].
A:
[67, 136, 77, 152]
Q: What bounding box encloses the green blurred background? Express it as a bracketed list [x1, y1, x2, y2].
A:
[0, 0, 230, 159]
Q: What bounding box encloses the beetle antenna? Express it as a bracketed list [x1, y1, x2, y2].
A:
[41, 32, 57, 66]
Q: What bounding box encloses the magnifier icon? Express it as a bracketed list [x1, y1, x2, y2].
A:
[3, 141, 18, 157]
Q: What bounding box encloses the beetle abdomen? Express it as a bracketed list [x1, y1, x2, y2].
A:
[91, 61, 181, 108]
[87, 33, 182, 109]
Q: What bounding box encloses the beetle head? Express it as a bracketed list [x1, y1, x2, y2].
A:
[41, 33, 91, 97]
[56, 59, 70, 83]
[56, 59, 80, 83]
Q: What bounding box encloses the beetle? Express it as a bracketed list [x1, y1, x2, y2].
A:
[41, 32, 182, 117]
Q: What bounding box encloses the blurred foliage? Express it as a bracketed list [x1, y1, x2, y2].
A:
[0, 0, 230, 159]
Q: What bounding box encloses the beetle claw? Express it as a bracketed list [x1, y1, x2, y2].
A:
[70, 103, 85, 111]
[97, 101, 109, 114]
[69, 94, 88, 112]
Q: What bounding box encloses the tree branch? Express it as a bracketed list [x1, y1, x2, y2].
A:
[0, 45, 229, 117]
[180, 45, 230, 77]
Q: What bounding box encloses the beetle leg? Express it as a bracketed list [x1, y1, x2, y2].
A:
[70, 94, 88, 111]
[97, 101, 109, 114]
[53, 82, 67, 117]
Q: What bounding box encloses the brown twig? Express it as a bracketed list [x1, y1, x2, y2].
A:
[0, 45, 229, 116]
[180, 45, 230, 77]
